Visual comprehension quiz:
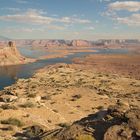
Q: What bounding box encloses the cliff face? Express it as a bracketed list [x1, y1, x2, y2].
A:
[0, 39, 93, 48]
[31, 40, 92, 48]
[0, 41, 33, 66]
[10, 39, 92, 48]
[71, 40, 91, 47]
[31, 40, 71, 48]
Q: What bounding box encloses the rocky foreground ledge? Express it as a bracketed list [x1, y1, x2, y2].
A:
[22, 103, 140, 140]
[0, 41, 35, 66]
[0, 63, 139, 140]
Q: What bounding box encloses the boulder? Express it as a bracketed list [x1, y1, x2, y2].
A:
[125, 108, 140, 136]
[108, 100, 130, 119]
[104, 124, 132, 140]
[0, 95, 18, 103]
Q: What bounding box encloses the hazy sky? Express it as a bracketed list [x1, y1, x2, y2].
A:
[0, 0, 140, 40]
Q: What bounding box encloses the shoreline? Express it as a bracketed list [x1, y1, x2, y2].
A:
[0, 47, 98, 66]
[38, 48, 97, 59]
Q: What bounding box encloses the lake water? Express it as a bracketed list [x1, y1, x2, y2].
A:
[18, 46, 57, 58]
[0, 47, 128, 90]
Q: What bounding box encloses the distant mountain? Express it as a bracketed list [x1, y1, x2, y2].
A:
[0, 35, 10, 41]
[2, 38, 139, 48]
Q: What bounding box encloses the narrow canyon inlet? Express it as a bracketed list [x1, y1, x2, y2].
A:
[0, 0, 140, 140]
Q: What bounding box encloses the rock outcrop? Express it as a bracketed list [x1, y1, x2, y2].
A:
[0, 63, 139, 139]
[16, 103, 140, 140]
[30, 39, 91, 48]
[72, 40, 91, 47]
[0, 41, 34, 66]
[0, 39, 92, 48]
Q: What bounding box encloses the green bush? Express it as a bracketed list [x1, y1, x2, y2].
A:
[28, 93, 37, 98]
[58, 123, 70, 128]
[1, 118, 24, 127]
[75, 134, 94, 140]
[96, 106, 104, 110]
[19, 102, 35, 108]
[1, 104, 17, 110]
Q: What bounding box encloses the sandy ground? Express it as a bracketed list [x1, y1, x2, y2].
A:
[73, 54, 140, 80]
[0, 57, 139, 139]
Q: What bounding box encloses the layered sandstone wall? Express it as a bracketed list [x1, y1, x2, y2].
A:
[10, 39, 92, 48]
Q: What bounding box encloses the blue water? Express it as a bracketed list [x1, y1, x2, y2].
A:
[0, 48, 128, 90]
[18, 46, 56, 58]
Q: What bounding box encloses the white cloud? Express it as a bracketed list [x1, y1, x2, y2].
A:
[0, 9, 91, 25]
[116, 13, 140, 26]
[103, 1, 140, 27]
[87, 26, 95, 30]
[0, 10, 53, 24]
[60, 17, 90, 24]
[109, 1, 140, 12]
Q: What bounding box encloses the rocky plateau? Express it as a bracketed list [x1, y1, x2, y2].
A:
[0, 61, 139, 139]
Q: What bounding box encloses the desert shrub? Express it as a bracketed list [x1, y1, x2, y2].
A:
[75, 134, 94, 140]
[52, 109, 58, 113]
[41, 96, 51, 100]
[0, 125, 14, 131]
[71, 98, 77, 101]
[74, 94, 82, 99]
[96, 106, 104, 110]
[28, 93, 37, 98]
[30, 84, 37, 89]
[56, 88, 62, 92]
[1, 118, 24, 127]
[42, 138, 57, 140]
[24, 125, 44, 138]
[1, 104, 17, 110]
[41, 138, 56, 140]
[19, 102, 35, 108]
[17, 138, 25, 140]
[71, 94, 82, 101]
[58, 123, 70, 128]
[75, 81, 82, 87]
[98, 74, 103, 77]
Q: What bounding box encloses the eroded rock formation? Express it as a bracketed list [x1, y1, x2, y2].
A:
[72, 40, 91, 47]
[15, 103, 140, 140]
[0, 41, 34, 66]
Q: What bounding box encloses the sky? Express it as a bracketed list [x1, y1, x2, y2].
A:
[0, 0, 140, 40]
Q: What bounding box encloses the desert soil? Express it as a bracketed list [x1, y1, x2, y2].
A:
[0, 54, 139, 140]
[73, 54, 140, 80]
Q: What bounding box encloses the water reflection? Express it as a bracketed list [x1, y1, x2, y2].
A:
[0, 65, 22, 79]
